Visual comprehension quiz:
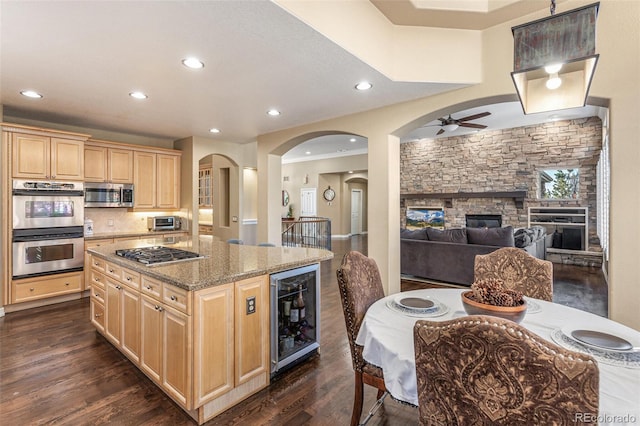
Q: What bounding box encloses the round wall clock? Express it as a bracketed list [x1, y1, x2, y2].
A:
[323, 187, 335, 201]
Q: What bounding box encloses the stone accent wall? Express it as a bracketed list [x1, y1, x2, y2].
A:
[400, 117, 602, 250]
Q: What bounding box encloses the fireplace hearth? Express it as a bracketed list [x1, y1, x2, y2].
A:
[466, 214, 502, 228]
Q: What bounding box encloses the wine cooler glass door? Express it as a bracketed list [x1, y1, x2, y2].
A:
[270, 263, 320, 377]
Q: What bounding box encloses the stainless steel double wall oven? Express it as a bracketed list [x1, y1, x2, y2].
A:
[12, 179, 85, 278]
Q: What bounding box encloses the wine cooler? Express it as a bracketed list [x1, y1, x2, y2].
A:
[270, 263, 320, 377]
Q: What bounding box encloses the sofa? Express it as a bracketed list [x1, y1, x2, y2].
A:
[400, 225, 546, 286]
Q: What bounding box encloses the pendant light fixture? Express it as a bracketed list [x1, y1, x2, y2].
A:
[511, 1, 600, 114]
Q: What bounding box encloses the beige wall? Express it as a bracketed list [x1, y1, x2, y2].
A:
[282, 154, 368, 236]
[258, 0, 640, 330]
[174, 137, 257, 242]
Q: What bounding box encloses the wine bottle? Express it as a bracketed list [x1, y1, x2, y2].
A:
[296, 284, 306, 320]
[283, 300, 291, 326]
[290, 295, 299, 323]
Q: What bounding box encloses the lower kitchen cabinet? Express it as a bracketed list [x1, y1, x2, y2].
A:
[104, 263, 141, 363]
[11, 271, 83, 304]
[90, 258, 269, 424]
[140, 294, 191, 407]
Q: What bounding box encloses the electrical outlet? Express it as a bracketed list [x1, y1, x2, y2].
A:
[232, 216, 238, 222]
[246, 296, 256, 315]
[107, 219, 114, 227]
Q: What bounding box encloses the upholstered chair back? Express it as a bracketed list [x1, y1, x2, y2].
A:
[414, 315, 599, 426]
[474, 247, 553, 301]
[336, 251, 386, 372]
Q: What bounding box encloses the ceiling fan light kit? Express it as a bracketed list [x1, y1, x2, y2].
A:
[510, 1, 600, 115]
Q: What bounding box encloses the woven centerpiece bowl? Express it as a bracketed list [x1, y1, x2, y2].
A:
[461, 291, 527, 323]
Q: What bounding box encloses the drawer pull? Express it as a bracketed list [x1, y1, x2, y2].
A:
[94, 277, 100, 282]
[145, 285, 153, 290]
[170, 295, 177, 301]
[126, 276, 132, 281]
[154, 305, 164, 312]
[94, 293, 100, 297]
[65, 282, 70, 286]
[30, 288, 34, 292]
[94, 262, 99, 266]
[108, 269, 114, 273]
[115, 285, 122, 290]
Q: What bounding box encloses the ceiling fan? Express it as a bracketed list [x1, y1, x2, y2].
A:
[428, 111, 492, 135]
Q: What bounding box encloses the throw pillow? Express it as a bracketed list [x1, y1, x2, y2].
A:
[425, 227, 467, 243]
[400, 228, 428, 240]
[467, 225, 515, 247]
[514, 227, 534, 248]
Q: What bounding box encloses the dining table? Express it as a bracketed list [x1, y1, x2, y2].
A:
[355, 288, 640, 425]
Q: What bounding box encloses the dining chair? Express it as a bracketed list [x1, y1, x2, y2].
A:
[474, 247, 553, 301]
[413, 315, 599, 426]
[336, 251, 388, 426]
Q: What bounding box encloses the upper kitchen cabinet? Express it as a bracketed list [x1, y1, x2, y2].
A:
[11, 127, 89, 180]
[134, 150, 181, 210]
[84, 141, 134, 183]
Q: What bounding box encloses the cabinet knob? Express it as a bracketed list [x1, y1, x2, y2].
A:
[94, 262, 99, 266]
[65, 282, 70, 286]
[94, 293, 99, 297]
[154, 305, 163, 312]
[170, 295, 177, 301]
[95, 313, 103, 318]
[116, 285, 122, 290]
[126, 276, 132, 281]
[29, 288, 34, 292]
[145, 285, 152, 290]
[109, 269, 114, 273]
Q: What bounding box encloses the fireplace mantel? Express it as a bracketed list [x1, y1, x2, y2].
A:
[400, 191, 527, 209]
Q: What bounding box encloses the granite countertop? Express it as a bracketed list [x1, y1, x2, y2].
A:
[87, 236, 334, 291]
[85, 229, 186, 241]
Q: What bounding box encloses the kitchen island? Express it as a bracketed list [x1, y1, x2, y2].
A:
[87, 236, 333, 424]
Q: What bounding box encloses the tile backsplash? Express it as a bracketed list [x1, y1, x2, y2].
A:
[85, 208, 188, 234]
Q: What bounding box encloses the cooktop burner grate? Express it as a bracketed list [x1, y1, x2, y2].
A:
[115, 246, 204, 265]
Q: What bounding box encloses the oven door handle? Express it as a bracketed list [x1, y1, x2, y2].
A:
[13, 189, 85, 197]
[12, 234, 83, 243]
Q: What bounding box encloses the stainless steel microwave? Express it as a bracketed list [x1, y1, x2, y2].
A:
[84, 183, 134, 208]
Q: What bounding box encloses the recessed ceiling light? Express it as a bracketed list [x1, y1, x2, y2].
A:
[129, 91, 148, 100]
[209, 128, 221, 134]
[267, 109, 281, 116]
[182, 57, 204, 69]
[20, 90, 43, 99]
[305, 151, 311, 155]
[348, 171, 354, 174]
[349, 138, 356, 142]
[355, 81, 372, 91]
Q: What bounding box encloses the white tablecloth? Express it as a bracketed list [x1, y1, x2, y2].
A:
[355, 289, 640, 425]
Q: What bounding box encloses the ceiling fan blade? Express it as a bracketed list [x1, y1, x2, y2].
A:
[459, 122, 488, 129]
[436, 128, 445, 135]
[457, 111, 491, 122]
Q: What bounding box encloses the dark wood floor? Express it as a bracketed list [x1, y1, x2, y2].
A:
[0, 235, 607, 425]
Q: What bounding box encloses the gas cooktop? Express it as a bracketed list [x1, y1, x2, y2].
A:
[115, 246, 204, 266]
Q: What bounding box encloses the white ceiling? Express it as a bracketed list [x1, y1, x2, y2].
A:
[1, 0, 600, 163]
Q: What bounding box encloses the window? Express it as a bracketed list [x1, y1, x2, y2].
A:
[539, 168, 579, 199]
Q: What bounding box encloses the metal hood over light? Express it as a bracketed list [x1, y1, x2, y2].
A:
[511, 2, 600, 115]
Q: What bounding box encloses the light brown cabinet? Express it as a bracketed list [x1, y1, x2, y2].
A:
[134, 151, 180, 209]
[11, 270, 83, 303]
[12, 133, 84, 180]
[84, 145, 134, 183]
[192, 275, 269, 409]
[140, 282, 191, 407]
[90, 256, 269, 423]
[103, 261, 141, 362]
